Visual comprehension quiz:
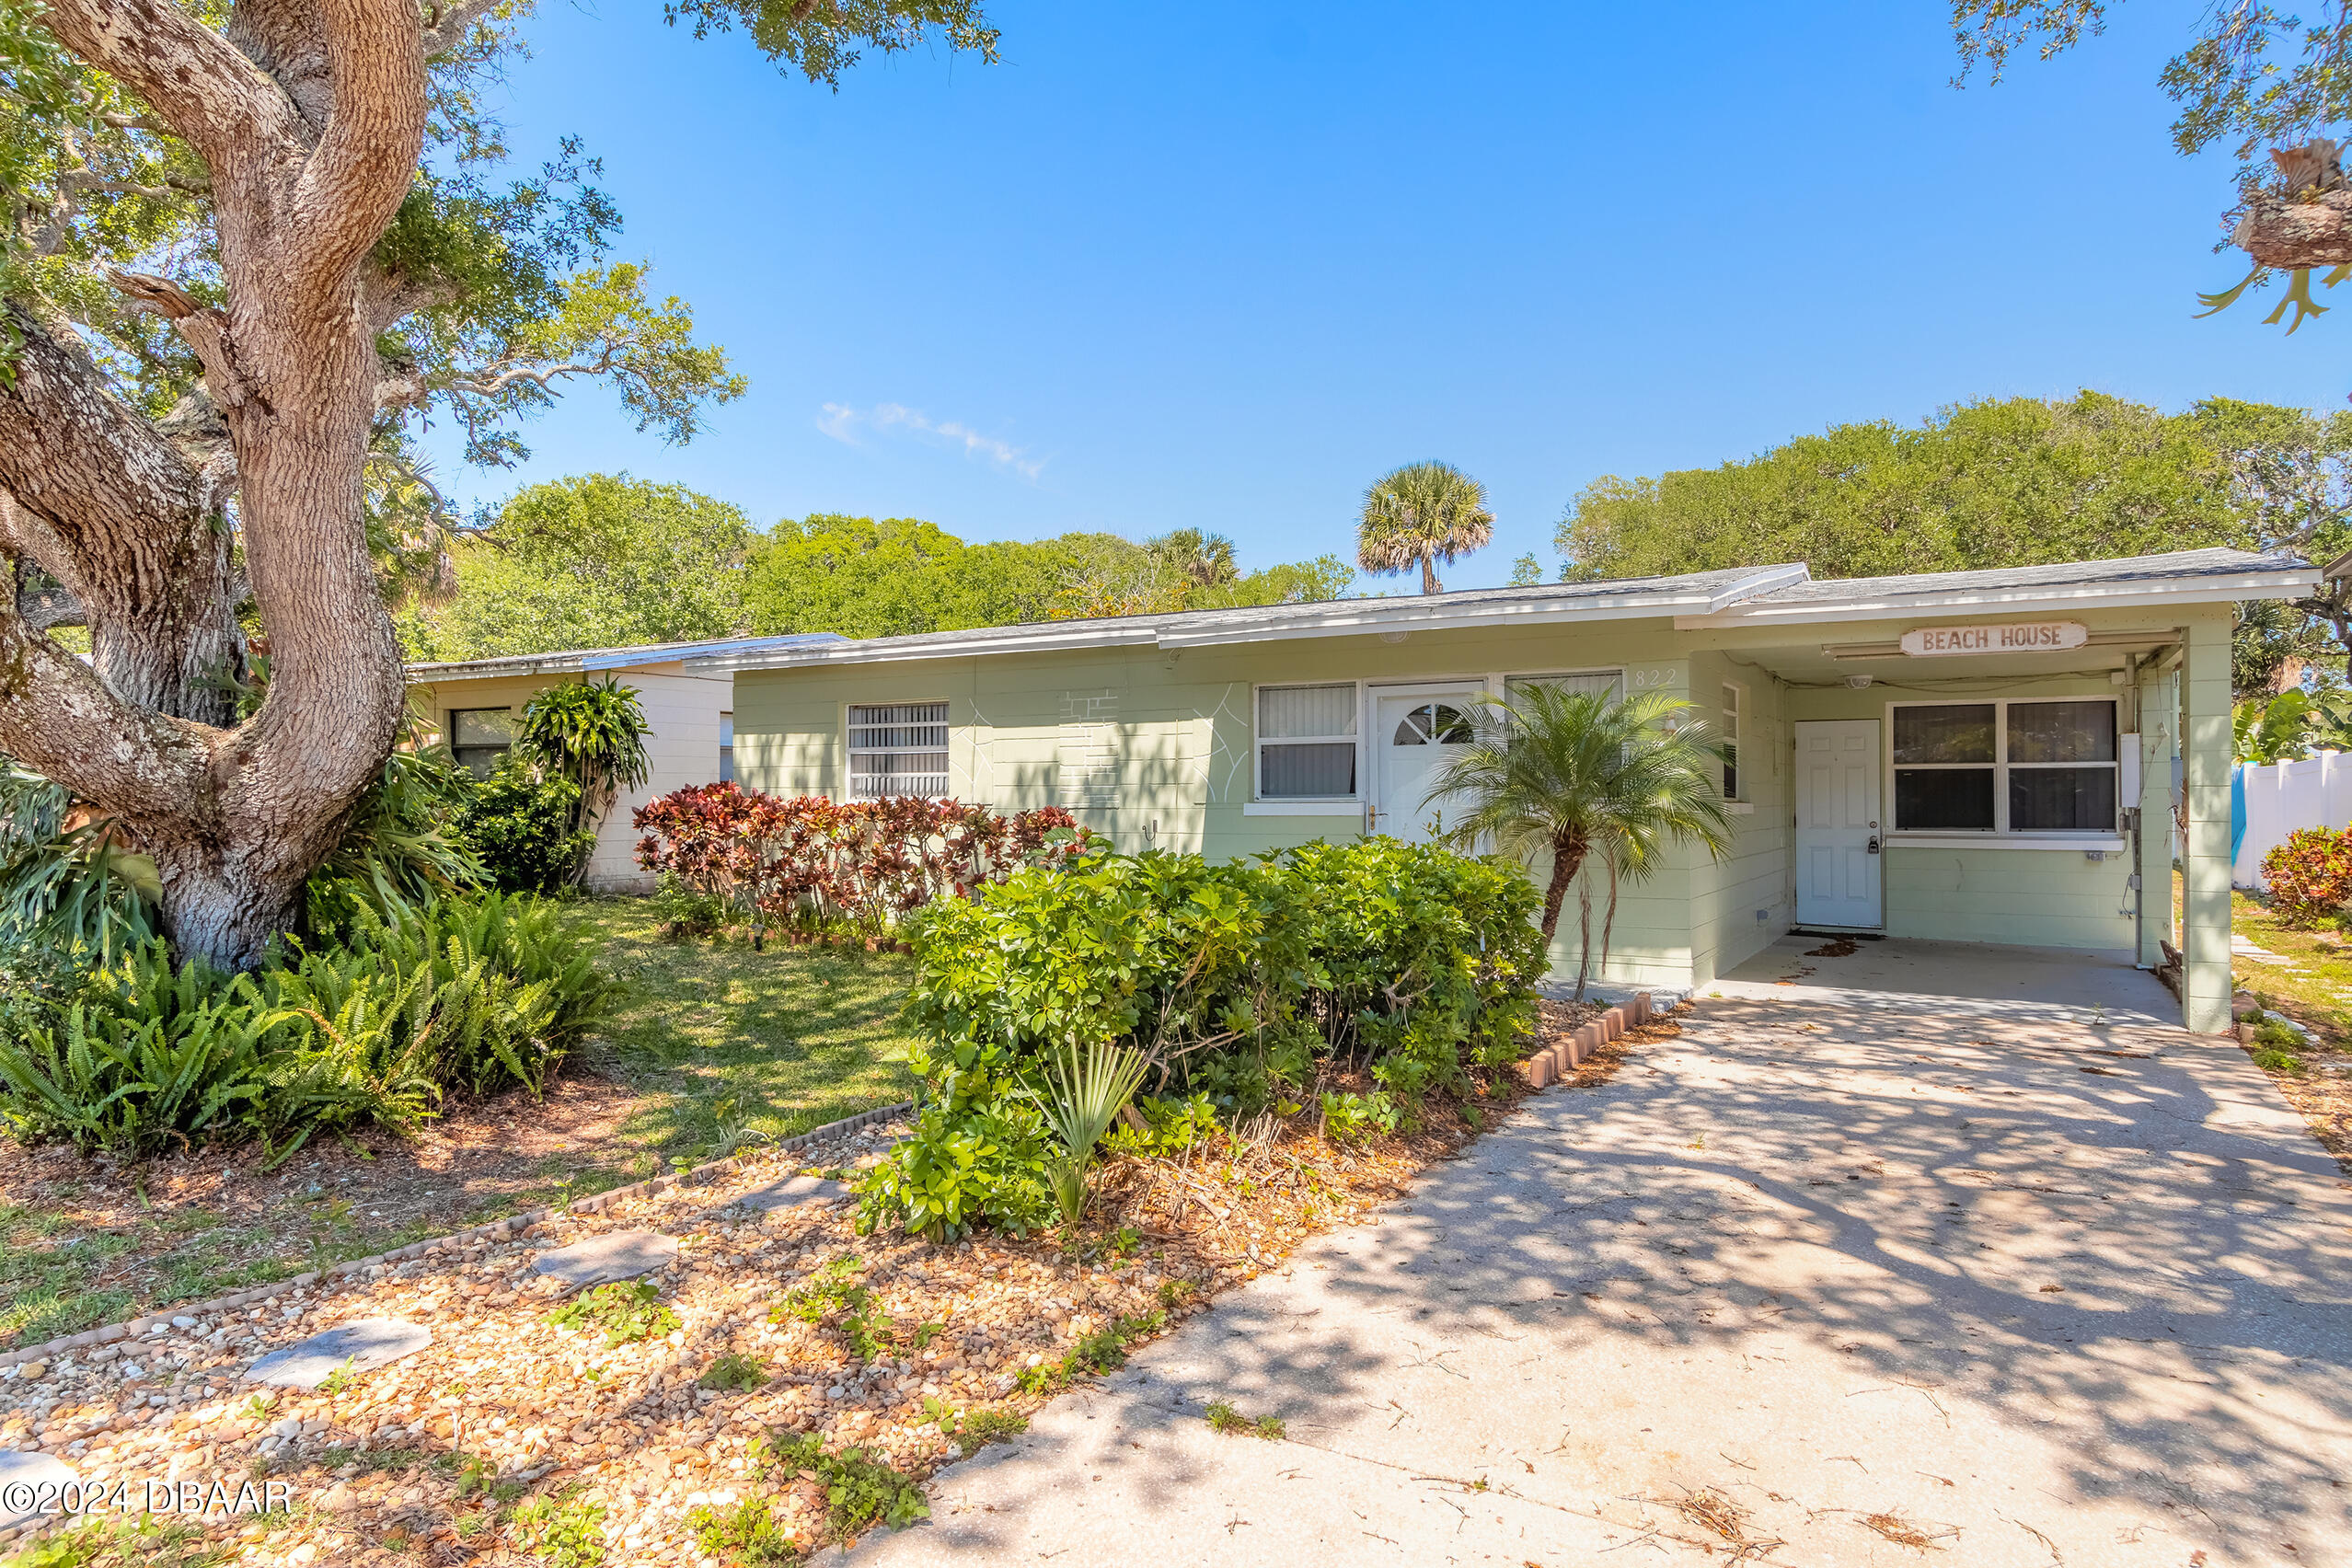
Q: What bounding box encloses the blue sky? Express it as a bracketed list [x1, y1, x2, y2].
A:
[418, 0, 2349, 591]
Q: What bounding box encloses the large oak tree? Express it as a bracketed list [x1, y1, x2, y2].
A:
[0, 0, 993, 968]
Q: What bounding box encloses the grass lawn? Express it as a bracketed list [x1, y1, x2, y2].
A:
[565, 898, 925, 1151]
[2228, 888, 2352, 1043]
[0, 897, 924, 1350]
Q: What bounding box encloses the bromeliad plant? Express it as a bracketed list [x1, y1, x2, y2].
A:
[1026, 1041, 1151, 1228]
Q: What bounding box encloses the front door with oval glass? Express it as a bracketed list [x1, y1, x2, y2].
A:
[1372, 685, 1482, 843]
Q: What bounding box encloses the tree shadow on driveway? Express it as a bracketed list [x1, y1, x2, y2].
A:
[859, 999, 2352, 1564]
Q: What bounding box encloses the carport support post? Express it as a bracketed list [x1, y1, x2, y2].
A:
[2135, 664, 2174, 970]
[2181, 614, 2233, 1034]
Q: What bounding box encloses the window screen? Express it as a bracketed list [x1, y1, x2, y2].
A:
[450, 708, 516, 778]
[2007, 701, 2117, 830]
[847, 702, 950, 800]
[719, 712, 735, 785]
[1258, 684, 1357, 799]
[1891, 699, 2119, 835]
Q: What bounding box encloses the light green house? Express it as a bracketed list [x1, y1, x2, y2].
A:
[691, 548, 2317, 1034]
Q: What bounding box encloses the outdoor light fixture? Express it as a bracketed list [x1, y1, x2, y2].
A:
[1844, 674, 1874, 689]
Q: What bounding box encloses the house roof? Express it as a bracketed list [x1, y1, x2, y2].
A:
[1674, 547, 2318, 628]
[405, 548, 2319, 684]
[675, 563, 1815, 672]
[408, 632, 847, 684]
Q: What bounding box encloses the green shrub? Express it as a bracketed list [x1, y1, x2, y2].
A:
[275, 892, 615, 1099]
[1320, 1090, 1400, 1143]
[856, 1099, 1052, 1243]
[0, 948, 288, 1157]
[864, 838, 1544, 1239]
[651, 871, 730, 939]
[1270, 837, 1546, 1096]
[2262, 825, 2352, 928]
[455, 756, 594, 894]
[0, 758, 160, 968]
[1101, 1090, 1223, 1158]
[902, 847, 1297, 1067]
[300, 747, 487, 938]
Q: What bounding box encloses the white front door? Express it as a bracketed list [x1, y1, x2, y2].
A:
[1371, 685, 1482, 843]
[1794, 719, 1883, 928]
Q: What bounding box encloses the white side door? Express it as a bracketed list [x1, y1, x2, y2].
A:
[1370, 685, 1483, 843]
[1794, 719, 1883, 928]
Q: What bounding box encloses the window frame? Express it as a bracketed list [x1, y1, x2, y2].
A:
[1720, 680, 1745, 801]
[1251, 680, 1363, 803]
[1885, 696, 2122, 839]
[448, 707, 516, 778]
[719, 710, 735, 786]
[845, 699, 951, 801]
[1245, 667, 1628, 810]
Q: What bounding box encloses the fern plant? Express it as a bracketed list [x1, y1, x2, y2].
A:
[0, 945, 287, 1155]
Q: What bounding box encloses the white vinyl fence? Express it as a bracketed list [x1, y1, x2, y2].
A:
[2234, 750, 2352, 888]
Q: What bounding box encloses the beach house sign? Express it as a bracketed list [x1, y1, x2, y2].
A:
[1899, 621, 2088, 657]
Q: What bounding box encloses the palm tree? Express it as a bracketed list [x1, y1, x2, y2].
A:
[1356, 461, 1494, 595]
[1148, 528, 1239, 588]
[1423, 686, 1735, 997]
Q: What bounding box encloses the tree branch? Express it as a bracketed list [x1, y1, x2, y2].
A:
[418, 0, 507, 57]
[288, 0, 428, 287]
[2232, 189, 2352, 271]
[35, 0, 306, 175]
[0, 579, 210, 827]
[0, 300, 216, 576]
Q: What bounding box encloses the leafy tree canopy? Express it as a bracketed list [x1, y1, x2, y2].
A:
[404, 474, 755, 659]
[744, 514, 1355, 638]
[1556, 390, 2352, 687]
[1950, 2, 2352, 326]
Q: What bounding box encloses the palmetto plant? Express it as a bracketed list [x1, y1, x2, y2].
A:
[1025, 1041, 1151, 1228]
[518, 677, 653, 885]
[1423, 686, 1735, 998]
[1356, 461, 1495, 595]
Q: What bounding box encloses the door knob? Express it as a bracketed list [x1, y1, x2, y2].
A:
[1866, 836, 1880, 855]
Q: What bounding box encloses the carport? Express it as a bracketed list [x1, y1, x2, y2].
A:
[1666, 550, 2322, 1034]
[1718, 931, 2179, 1028]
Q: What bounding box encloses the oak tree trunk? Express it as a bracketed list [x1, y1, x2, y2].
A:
[0, 0, 428, 970]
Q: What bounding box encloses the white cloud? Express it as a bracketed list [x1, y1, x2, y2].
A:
[816, 401, 1045, 481]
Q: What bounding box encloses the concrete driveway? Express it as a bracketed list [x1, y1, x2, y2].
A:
[847, 995, 2352, 1566]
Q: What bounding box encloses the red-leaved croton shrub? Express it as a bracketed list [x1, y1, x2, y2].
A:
[2263, 824, 2352, 928]
[632, 785, 1088, 937]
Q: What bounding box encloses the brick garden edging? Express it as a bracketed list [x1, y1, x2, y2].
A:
[1518, 994, 1651, 1089]
[0, 1099, 916, 1378]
